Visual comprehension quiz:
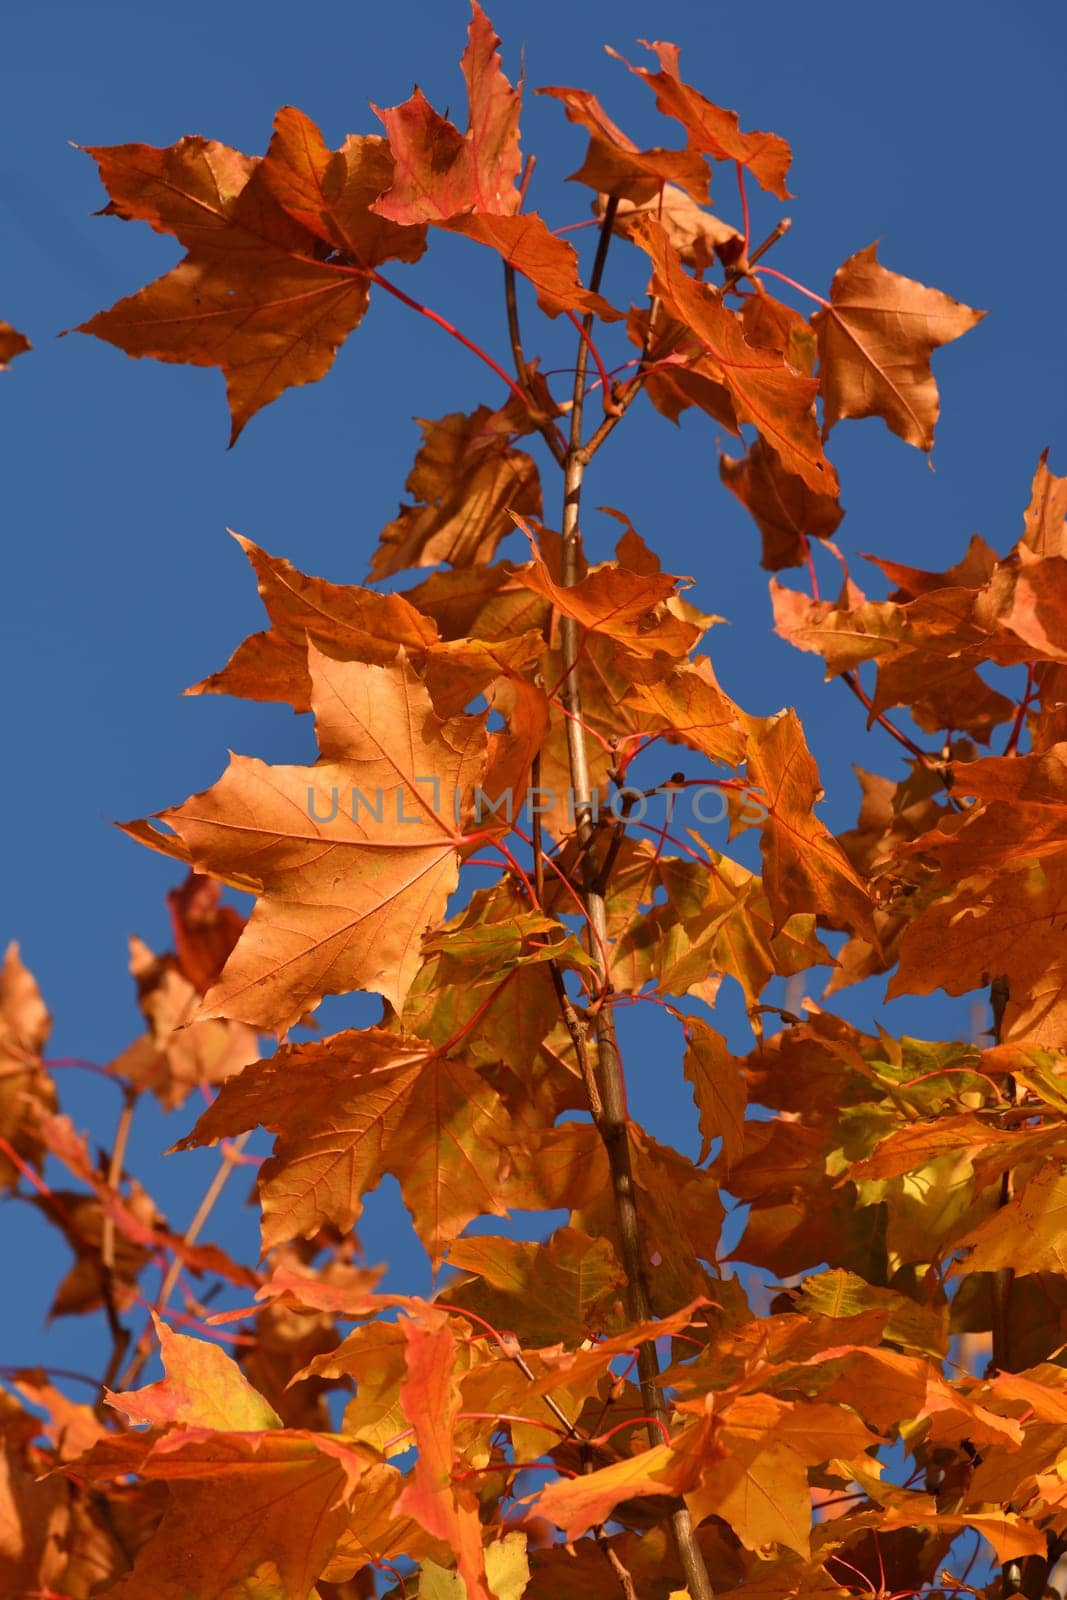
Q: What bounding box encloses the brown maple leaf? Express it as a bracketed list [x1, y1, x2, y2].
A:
[395, 1318, 494, 1600]
[744, 709, 879, 942]
[538, 84, 712, 204]
[68, 1424, 371, 1600]
[373, 2, 522, 220]
[610, 40, 793, 198]
[813, 243, 985, 450]
[77, 110, 425, 441]
[1021, 449, 1067, 558]
[602, 184, 741, 272]
[371, 5, 618, 321]
[634, 217, 837, 494]
[372, 405, 542, 577]
[167, 871, 246, 994]
[109, 934, 258, 1111]
[721, 436, 844, 571]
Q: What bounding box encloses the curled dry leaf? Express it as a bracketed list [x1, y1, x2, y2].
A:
[0, 943, 56, 1192]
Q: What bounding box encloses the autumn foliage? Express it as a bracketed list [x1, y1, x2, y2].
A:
[6, 7, 1067, 1600]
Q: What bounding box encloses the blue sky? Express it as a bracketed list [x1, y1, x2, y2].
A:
[3, 0, 1066, 1387]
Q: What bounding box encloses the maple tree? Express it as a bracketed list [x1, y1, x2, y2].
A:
[6, 6, 1067, 1599]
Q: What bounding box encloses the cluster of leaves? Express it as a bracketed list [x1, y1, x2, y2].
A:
[5, 6, 1067, 1599]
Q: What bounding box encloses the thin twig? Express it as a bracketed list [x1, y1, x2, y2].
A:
[735, 162, 751, 254]
[752, 263, 831, 308]
[503, 261, 567, 466]
[722, 216, 792, 293]
[564, 308, 621, 417]
[370, 265, 532, 412]
[97, 1086, 136, 1406]
[841, 668, 963, 811]
[115, 1130, 252, 1390]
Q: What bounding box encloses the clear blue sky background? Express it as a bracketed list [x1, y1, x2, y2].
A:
[4, 0, 1066, 1390]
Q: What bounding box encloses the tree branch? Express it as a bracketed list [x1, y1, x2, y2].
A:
[503, 262, 567, 467]
[552, 196, 715, 1600]
[116, 1129, 252, 1390]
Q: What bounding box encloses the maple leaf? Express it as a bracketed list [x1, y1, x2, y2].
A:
[744, 709, 878, 942]
[77, 109, 425, 441]
[569, 1126, 724, 1316]
[167, 871, 246, 994]
[68, 1425, 372, 1600]
[178, 1028, 518, 1264]
[0, 1399, 70, 1597]
[687, 1394, 877, 1557]
[442, 211, 623, 320]
[132, 647, 487, 1031]
[683, 1018, 747, 1172]
[109, 934, 258, 1110]
[189, 537, 543, 726]
[370, 7, 619, 321]
[444, 1226, 627, 1345]
[623, 656, 748, 768]
[952, 1166, 1067, 1278]
[373, 2, 522, 221]
[610, 846, 828, 1009]
[395, 1317, 493, 1600]
[813, 243, 985, 450]
[107, 1313, 283, 1431]
[889, 855, 1067, 1045]
[402, 552, 551, 642]
[603, 183, 741, 272]
[0, 944, 57, 1193]
[770, 571, 1022, 742]
[372, 406, 542, 577]
[610, 40, 793, 199]
[721, 436, 844, 571]
[396, 880, 582, 1111]
[634, 217, 838, 494]
[34, 1113, 258, 1317]
[874, 1499, 1046, 1564]
[797, 1269, 948, 1358]
[0, 320, 30, 366]
[538, 84, 713, 204]
[1021, 449, 1067, 557]
[188, 533, 440, 711]
[533, 1406, 720, 1539]
[627, 301, 740, 430]
[515, 519, 704, 659]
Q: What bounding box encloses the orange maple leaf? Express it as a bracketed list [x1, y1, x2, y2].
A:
[131, 646, 487, 1031]
[634, 217, 838, 495]
[77, 110, 425, 441]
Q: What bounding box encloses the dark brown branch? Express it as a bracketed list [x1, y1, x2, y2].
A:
[96, 1086, 136, 1410]
[531, 752, 602, 1120]
[503, 261, 567, 468]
